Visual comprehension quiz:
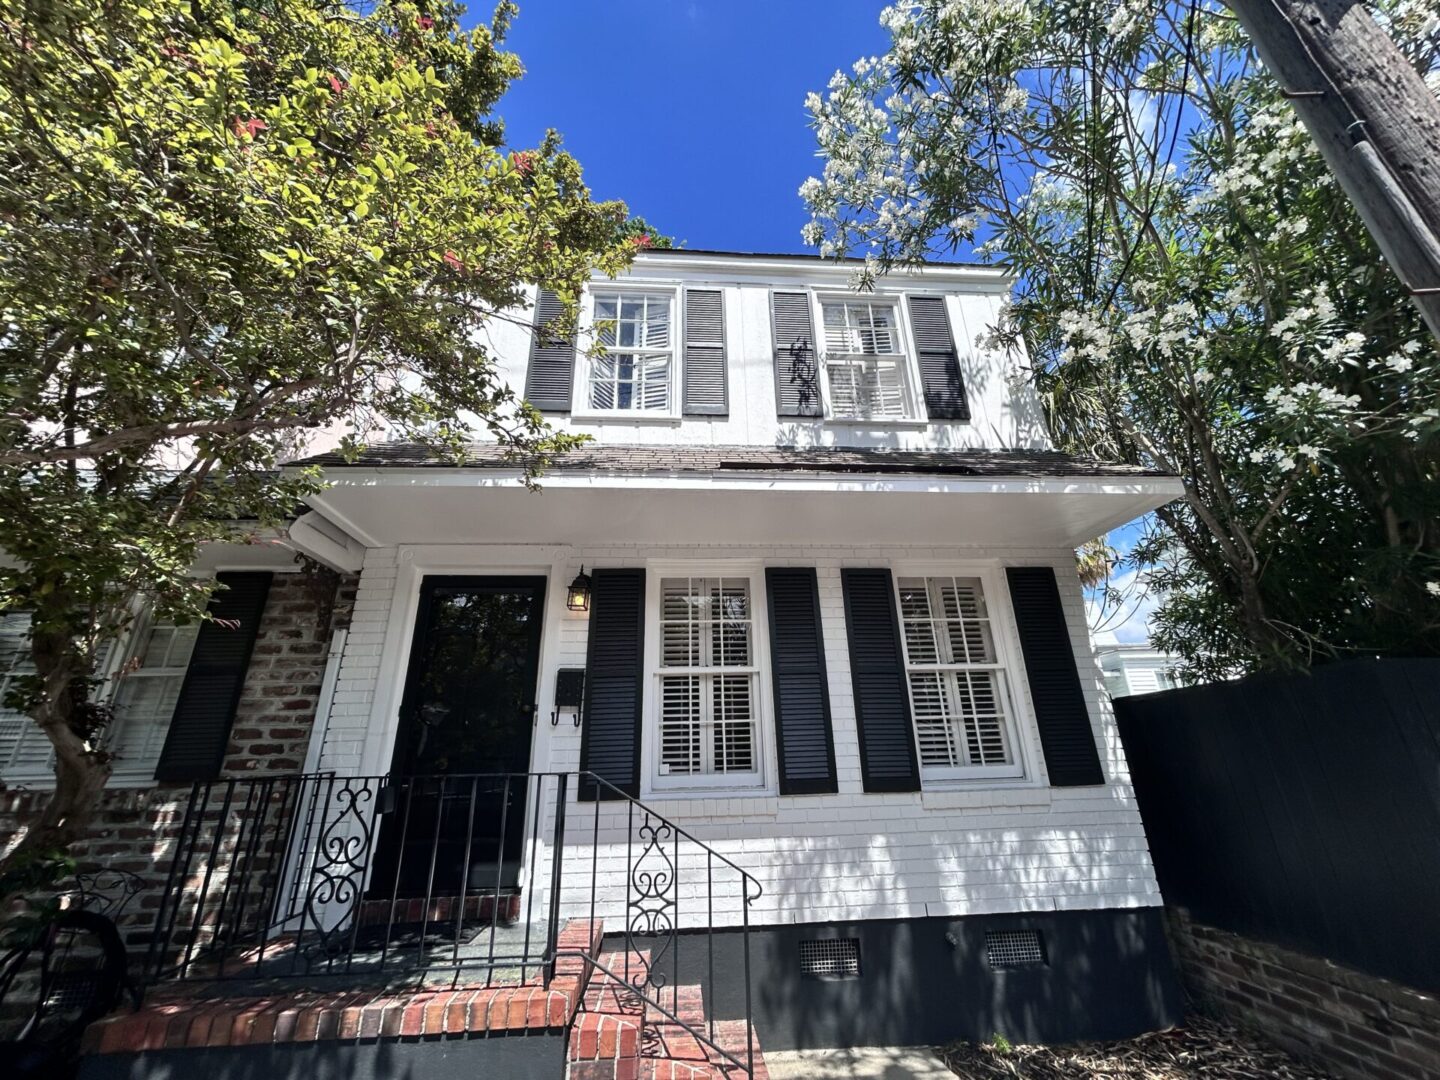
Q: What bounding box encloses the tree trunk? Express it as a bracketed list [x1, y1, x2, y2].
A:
[1234, 562, 1300, 666]
[1156, 503, 1301, 668]
[0, 622, 112, 893]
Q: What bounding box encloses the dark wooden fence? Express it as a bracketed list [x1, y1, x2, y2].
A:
[1114, 658, 1440, 994]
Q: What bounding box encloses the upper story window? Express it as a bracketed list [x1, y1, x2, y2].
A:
[820, 298, 917, 421]
[588, 291, 675, 413]
[896, 576, 1023, 780]
[653, 575, 761, 788]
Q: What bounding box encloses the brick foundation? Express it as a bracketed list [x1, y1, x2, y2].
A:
[1167, 906, 1440, 1080]
[0, 570, 355, 951]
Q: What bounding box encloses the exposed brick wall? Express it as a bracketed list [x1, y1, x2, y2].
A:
[0, 570, 355, 952]
[220, 570, 354, 775]
[1167, 906, 1440, 1080]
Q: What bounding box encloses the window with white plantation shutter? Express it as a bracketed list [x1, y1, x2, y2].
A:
[108, 620, 199, 781]
[0, 612, 51, 779]
[0, 613, 129, 782]
[896, 577, 1024, 779]
[820, 299, 916, 420]
[589, 291, 674, 413]
[656, 577, 760, 786]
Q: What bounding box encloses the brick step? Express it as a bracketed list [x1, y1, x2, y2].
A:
[644, 1009, 767, 1080]
[568, 961, 766, 1080]
[646, 983, 705, 1027]
[581, 951, 648, 1011]
[82, 918, 605, 1057]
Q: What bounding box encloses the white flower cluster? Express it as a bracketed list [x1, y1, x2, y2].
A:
[1188, 106, 1313, 213]
[1249, 447, 1299, 471]
[1105, 0, 1150, 38]
[1376, 340, 1426, 374]
[1264, 382, 1362, 417]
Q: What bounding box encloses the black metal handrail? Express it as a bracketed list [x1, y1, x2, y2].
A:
[558, 772, 763, 1076]
[146, 769, 762, 1076]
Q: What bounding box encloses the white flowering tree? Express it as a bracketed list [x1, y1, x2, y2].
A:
[801, 0, 1440, 678]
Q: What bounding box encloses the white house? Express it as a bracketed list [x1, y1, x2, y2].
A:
[10, 250, 1188, 1075]
[281, 249, 1186, 1046]
[1097, 643, 1187, 697]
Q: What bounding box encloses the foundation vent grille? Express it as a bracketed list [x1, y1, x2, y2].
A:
[985, 929, 1046, 969]
[799, 937, 861, 978]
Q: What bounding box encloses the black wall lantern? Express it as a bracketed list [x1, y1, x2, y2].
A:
[566, 567, 592, 612]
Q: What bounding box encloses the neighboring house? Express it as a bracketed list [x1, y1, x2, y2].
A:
[3, 249, 1186, 1076]
[1097, 644, 1187, 697]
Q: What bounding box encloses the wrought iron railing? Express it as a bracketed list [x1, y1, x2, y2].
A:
[145, 770, 762, 1076]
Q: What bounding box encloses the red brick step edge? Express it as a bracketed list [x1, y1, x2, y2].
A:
[82, 918, 603, 1055]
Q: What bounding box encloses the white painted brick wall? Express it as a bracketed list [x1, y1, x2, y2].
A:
[317, 541, 1161, 929]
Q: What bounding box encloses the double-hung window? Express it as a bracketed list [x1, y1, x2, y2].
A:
[0, 611, 197, 784]
[896, 576, 1023, 780]
[655, 576, 761, 787]
[820, 299, 915, 420]
[589, 291, 675, 413]
[108, 620, 199, 781]
[0, 612, 48, 779]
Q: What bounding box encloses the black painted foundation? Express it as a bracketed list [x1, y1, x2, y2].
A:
[610, 905, 1184, 1051]
[77, 1030, 565, 1080]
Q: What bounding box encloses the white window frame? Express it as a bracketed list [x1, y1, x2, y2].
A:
[641, 561, 774, 795]
[0, 610, 50, 782]
[105, 612, 201, 783]
[572, 283, 683, 421]
[890, 563, 1033, 785]
[813, 291, 927, 424]
[0, 608, 171, 787]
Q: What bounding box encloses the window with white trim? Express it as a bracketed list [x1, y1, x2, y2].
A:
[588, 291, 674, 412]
[107, 620, 199, 780]
[0, 612, 49, 779]
[0, 612, 194, 784]
[655, 576, 760, 785]
[896, 576, 1023, 779]
[820, 299, 915, 420]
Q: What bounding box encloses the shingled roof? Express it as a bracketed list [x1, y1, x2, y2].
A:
[294, 443, 1168, 480]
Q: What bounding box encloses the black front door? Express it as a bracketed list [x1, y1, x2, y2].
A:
[372, 576, 546, 898]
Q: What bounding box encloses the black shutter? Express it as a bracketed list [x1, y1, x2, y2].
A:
[770, 291, 823, 417]
[1005, 567, 1105, 786]
[524, 287, 576, 412]
[765, 568, 838, 796]
[906, 294, 969, 420]
[683, 289, 727, 416]
[154, 572, 273, 782]
[579, 569, 646, 800]
[840, 569, 920, 793]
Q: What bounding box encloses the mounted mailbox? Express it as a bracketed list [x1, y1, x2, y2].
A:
[552, 668, 586, 727]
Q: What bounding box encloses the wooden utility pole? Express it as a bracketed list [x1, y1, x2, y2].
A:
[1224, 0, 1440, 339]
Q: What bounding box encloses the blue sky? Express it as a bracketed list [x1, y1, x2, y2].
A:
[491, 1, 892, 252]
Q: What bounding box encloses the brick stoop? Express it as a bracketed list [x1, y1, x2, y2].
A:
[80, 918, 603, 1057]
[568, 950, 768, 1080]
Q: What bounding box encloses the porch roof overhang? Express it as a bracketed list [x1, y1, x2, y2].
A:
[293, 446, 1182, 550]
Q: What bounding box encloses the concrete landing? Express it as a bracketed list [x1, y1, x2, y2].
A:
[762, 1046, 952, 1079]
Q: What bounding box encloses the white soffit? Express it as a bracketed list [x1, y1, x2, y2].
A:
[304, 468, 1181, 550]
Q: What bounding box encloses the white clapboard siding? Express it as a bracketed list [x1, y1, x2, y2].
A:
[318, 542, 1160, 929]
